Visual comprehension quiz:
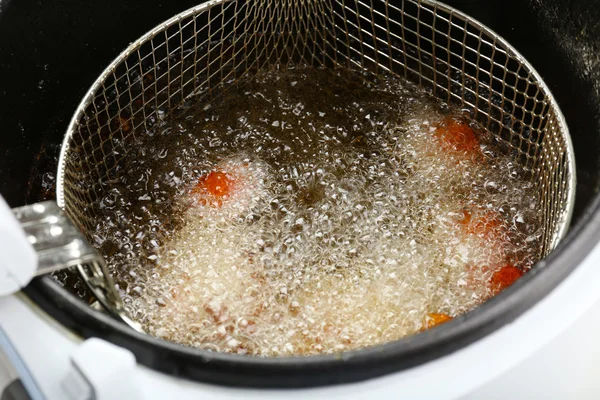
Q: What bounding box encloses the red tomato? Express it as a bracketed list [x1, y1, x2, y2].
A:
[192, 171, 234, 207]
[489, 265, 524, 295]
[435, 117, 481, 158]
[422, 313, 453, 330]
[459, 209, 505, 239]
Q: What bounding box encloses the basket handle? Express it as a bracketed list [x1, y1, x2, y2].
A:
[0, 198, 143, 331]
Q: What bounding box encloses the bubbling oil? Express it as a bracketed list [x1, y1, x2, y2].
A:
[91, 67, 542, 356]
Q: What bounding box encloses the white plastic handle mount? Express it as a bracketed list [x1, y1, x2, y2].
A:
[0, 196, 37, 296]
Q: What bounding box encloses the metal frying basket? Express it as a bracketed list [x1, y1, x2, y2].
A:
[56, 0, 576, 324]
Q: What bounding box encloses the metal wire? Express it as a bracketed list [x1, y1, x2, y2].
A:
[57, 0, 575, 302]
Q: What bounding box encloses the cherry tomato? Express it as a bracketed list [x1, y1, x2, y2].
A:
[435, 117, 480, 158]
[490, 265, 523, 295]
[459, 208, 504, 239]
[422, 313, 453, 330]
[192, 171, 234, 207]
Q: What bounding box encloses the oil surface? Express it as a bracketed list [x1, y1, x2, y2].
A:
[80, 67, 542, 355]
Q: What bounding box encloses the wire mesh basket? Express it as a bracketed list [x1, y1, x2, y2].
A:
[56, 0, 575, 322]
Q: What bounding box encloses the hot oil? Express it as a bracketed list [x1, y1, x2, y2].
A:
[89, 66, 542, 356]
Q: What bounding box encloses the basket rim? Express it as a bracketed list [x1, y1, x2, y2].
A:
[57, 0, 576, 242]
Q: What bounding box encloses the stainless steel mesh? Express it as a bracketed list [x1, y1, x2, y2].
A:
[57, 0, 575, 271]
